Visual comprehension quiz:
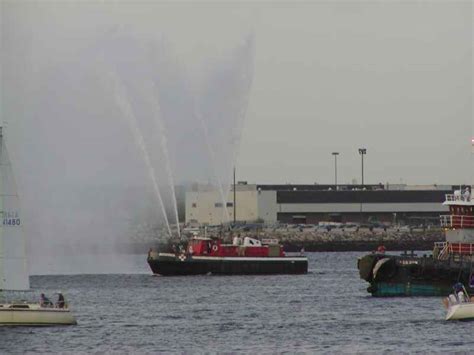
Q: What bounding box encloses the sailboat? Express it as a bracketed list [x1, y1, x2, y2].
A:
[444, 283, 474, 321]
[0, 127, 76, 325]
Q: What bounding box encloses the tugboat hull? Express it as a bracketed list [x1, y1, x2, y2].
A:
[367, 282, 453, 297]
[148, 253, 308, 276]
[358, 253, 474, 297]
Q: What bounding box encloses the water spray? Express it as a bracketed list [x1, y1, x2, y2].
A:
[105, 68, 172, 238]
[148, 80, 181, 239]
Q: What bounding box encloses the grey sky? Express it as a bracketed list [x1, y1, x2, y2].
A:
[1, 0, 472, 273]
[2, 1, 472, 187]
[238, 1, 473, 185]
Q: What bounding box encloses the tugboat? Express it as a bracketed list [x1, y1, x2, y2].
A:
[358, 187, 474, 297]
[147, 236, 308, 276]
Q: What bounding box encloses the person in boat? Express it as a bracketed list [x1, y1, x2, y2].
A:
[447, 284, 462, 306]
[56, 292, 65, 308]
[377, 245, 386, 254]
[464, 187, 471, 201]
[40, 293, 53, 307]
[454, 282, 467, 303]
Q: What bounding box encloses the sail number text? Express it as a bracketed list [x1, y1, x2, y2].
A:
[2, 211, 20, 226]
[3, 218, 20, 226]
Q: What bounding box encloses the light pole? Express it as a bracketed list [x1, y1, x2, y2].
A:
[358, 148, 367, 223]
[233, 167, 236, 225]
[358, 148, 367, 187]
[332, 152, 339, 189]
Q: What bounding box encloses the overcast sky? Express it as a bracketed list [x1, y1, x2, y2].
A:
[1, 1, 473, 188]
[239, 1, 473, 185]
[1, 1, 472, 272]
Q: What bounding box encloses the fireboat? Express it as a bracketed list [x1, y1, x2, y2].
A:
[147, 236, 308, 276]
[358, 187, 474, 297]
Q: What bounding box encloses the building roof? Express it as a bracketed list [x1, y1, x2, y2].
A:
[257, 184, 384, 191]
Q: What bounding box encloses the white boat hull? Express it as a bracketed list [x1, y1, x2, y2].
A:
[446, 303, 474, 321]
[0, 304, 77, 326]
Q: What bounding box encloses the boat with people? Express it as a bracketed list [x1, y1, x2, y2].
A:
[443, 282, 474, 321]
[0, 292, 77, 326]
[147, 235, 308, 276]
[358, 186, 474, 297]
[0, 126, 76, 326]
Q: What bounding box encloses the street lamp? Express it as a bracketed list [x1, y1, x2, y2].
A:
[233, 167, 236, 225]
[358, 148, 367, 187]
[331, 152, 339, 189]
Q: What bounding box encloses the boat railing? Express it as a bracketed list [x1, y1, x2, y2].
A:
[434, 241, 474, 258]
[440, 215, 474, 229]
[435, 242, 449, 260]
[445, 193, 473, 203]
[448, 243, 474, 256]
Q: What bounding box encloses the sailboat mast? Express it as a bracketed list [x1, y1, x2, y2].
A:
[0, 127, 3, 290]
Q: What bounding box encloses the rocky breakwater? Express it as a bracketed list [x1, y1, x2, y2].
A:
[212, 227, 444, 252]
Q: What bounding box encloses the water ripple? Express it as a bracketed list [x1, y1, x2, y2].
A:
[0, 252, 472, 353]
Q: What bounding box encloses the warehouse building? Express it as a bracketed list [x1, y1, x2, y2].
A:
[185, 183, 258, 225]
[185, 183, 468, 225]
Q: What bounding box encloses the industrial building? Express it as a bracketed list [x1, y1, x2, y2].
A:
[185, 183, 258, 226]
[185, 183, 468, 226]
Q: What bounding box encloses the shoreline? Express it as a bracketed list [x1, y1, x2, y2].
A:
[282, 240, 435, 252]
[140, 228, 442, 254]
[273, 228, 440, 252]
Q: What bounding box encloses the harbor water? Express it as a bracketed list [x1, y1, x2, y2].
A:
[1, 252, 472, 353]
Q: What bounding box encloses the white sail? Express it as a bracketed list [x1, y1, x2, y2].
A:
[0, 127, 29, 290]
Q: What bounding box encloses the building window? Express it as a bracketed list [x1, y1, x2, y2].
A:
[226, 202, 233, 207]
[215, 203, 223, 207]
[192, 203, 197, 208]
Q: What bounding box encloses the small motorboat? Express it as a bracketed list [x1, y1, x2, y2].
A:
[444, 283, 474, 321]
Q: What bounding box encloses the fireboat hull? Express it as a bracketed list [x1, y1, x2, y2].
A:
[148, 253, 308, 276]
[358, 253, 474, 297]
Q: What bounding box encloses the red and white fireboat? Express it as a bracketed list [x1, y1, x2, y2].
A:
[147, 236, 308, 276]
